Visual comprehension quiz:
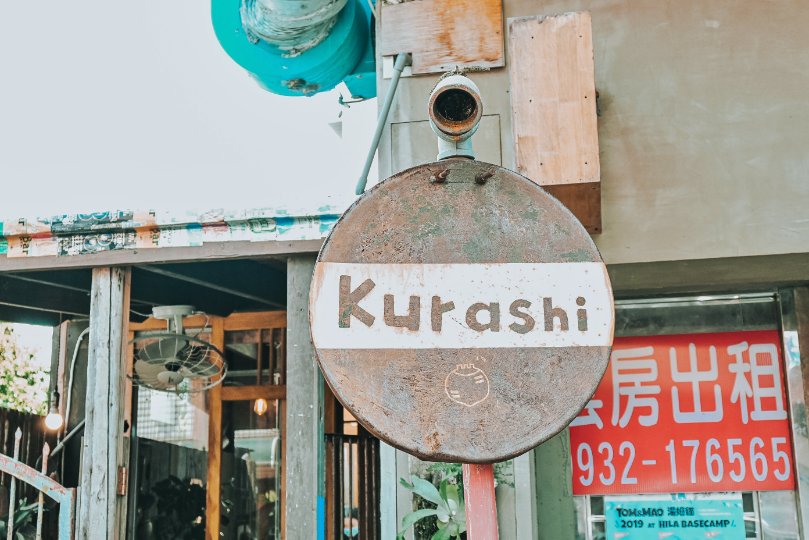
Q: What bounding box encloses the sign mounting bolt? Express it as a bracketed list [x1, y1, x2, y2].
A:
[430, 169, 451, 183]
[475, 171, 494, 185]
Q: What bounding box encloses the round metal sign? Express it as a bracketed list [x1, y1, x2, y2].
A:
[310, 159, 614, 462]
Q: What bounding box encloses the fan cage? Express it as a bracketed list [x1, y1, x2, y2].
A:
[129, 332, 227, 394]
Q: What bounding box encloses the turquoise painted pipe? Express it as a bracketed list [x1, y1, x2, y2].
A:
[212, 0, 371, 97]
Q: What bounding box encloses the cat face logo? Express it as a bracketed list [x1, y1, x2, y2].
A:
[444, 362, 490, 407]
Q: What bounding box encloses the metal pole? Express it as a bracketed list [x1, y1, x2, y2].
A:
[355, 52, 409, 195]
[462, 463, 498, 539]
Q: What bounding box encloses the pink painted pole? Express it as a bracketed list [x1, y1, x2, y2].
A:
[462, 463, 498, 539]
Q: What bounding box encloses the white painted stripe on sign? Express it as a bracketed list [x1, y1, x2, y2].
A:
[310, 262, 613, 349]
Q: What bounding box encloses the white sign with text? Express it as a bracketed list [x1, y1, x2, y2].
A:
[310, 262, 613, 349]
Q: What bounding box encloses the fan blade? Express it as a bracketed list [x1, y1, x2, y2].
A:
[134, 359, 168, 383]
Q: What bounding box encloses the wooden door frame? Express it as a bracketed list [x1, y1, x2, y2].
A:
[212, 384, 287, 539]
[129, 310, 287, 540]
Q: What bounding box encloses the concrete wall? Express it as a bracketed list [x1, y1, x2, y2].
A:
[376, 0, 809, 292]
[375, 1, 809, 536]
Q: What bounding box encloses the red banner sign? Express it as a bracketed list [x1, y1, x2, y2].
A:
[570, 330, 795, 495]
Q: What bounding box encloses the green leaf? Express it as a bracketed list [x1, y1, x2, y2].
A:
[439, 479, 448, 502]
[397, 508, 439, 537]
[409, 475, 449, 510]
[451, 499, 467, 533]
[431, 526, 452, 540]
[445, 483, 461, 506]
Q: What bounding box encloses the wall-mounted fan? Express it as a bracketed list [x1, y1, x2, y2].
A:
[130, 305, 226, 393]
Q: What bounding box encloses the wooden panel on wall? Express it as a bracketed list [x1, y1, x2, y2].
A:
[380, 0, 504, 74]
[508, 11, 601, 233]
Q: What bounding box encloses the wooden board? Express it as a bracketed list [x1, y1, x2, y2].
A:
[220, 385, 286, 401]
[129, 310, 286, 332]
[77, 267, 130, 539]
[205, 317, 225, 540]
[380, 0, 504, 74]
[508, 12, 602, 233]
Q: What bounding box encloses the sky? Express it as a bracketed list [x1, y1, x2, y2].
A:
[0, 0, 377, 219]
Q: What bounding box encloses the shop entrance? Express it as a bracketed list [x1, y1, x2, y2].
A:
[128, 311, 287, 540]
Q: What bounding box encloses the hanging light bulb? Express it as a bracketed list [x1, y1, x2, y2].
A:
[45, 404, 64, 431]
[44, 389, 64, 431]
[253, 398, 269, 416]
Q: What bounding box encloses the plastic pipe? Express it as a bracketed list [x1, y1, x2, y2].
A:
[355, 52, 409, 195]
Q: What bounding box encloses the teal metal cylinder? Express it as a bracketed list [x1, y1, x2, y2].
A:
[212, 0, 370, 96]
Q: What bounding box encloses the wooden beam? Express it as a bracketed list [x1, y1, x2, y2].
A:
[220, 385, 286, 401]
[76, 267, 130, 539]
[205, 317, 225, 540]
[508, 11, 602, 232]
[285, 255, 324, 539]
[224, 311, 286, 331]
[130, 310, 286, 332]
[0, 239, 323, 272]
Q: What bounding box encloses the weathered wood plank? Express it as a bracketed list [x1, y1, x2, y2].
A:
[508, 12, 602, 232]
[220, 385, 286, 401]
[205, 317, 225, 540]
[129, 310, 286, 332]
[380, 0, 504, 74]
[77, 267, 130, 540]
[0, 239, 323, 272]
[285, 255, 324, 539]
[223, 311, 286, 331]
[114, 272, 131, 540]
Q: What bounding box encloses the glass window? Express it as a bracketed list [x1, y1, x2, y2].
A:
[574, 293, 799, 540]
[224, 329, 286, 387]
[219, 399, 283, 539]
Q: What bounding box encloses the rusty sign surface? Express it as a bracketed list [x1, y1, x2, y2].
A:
[310, 159, 614, 462]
